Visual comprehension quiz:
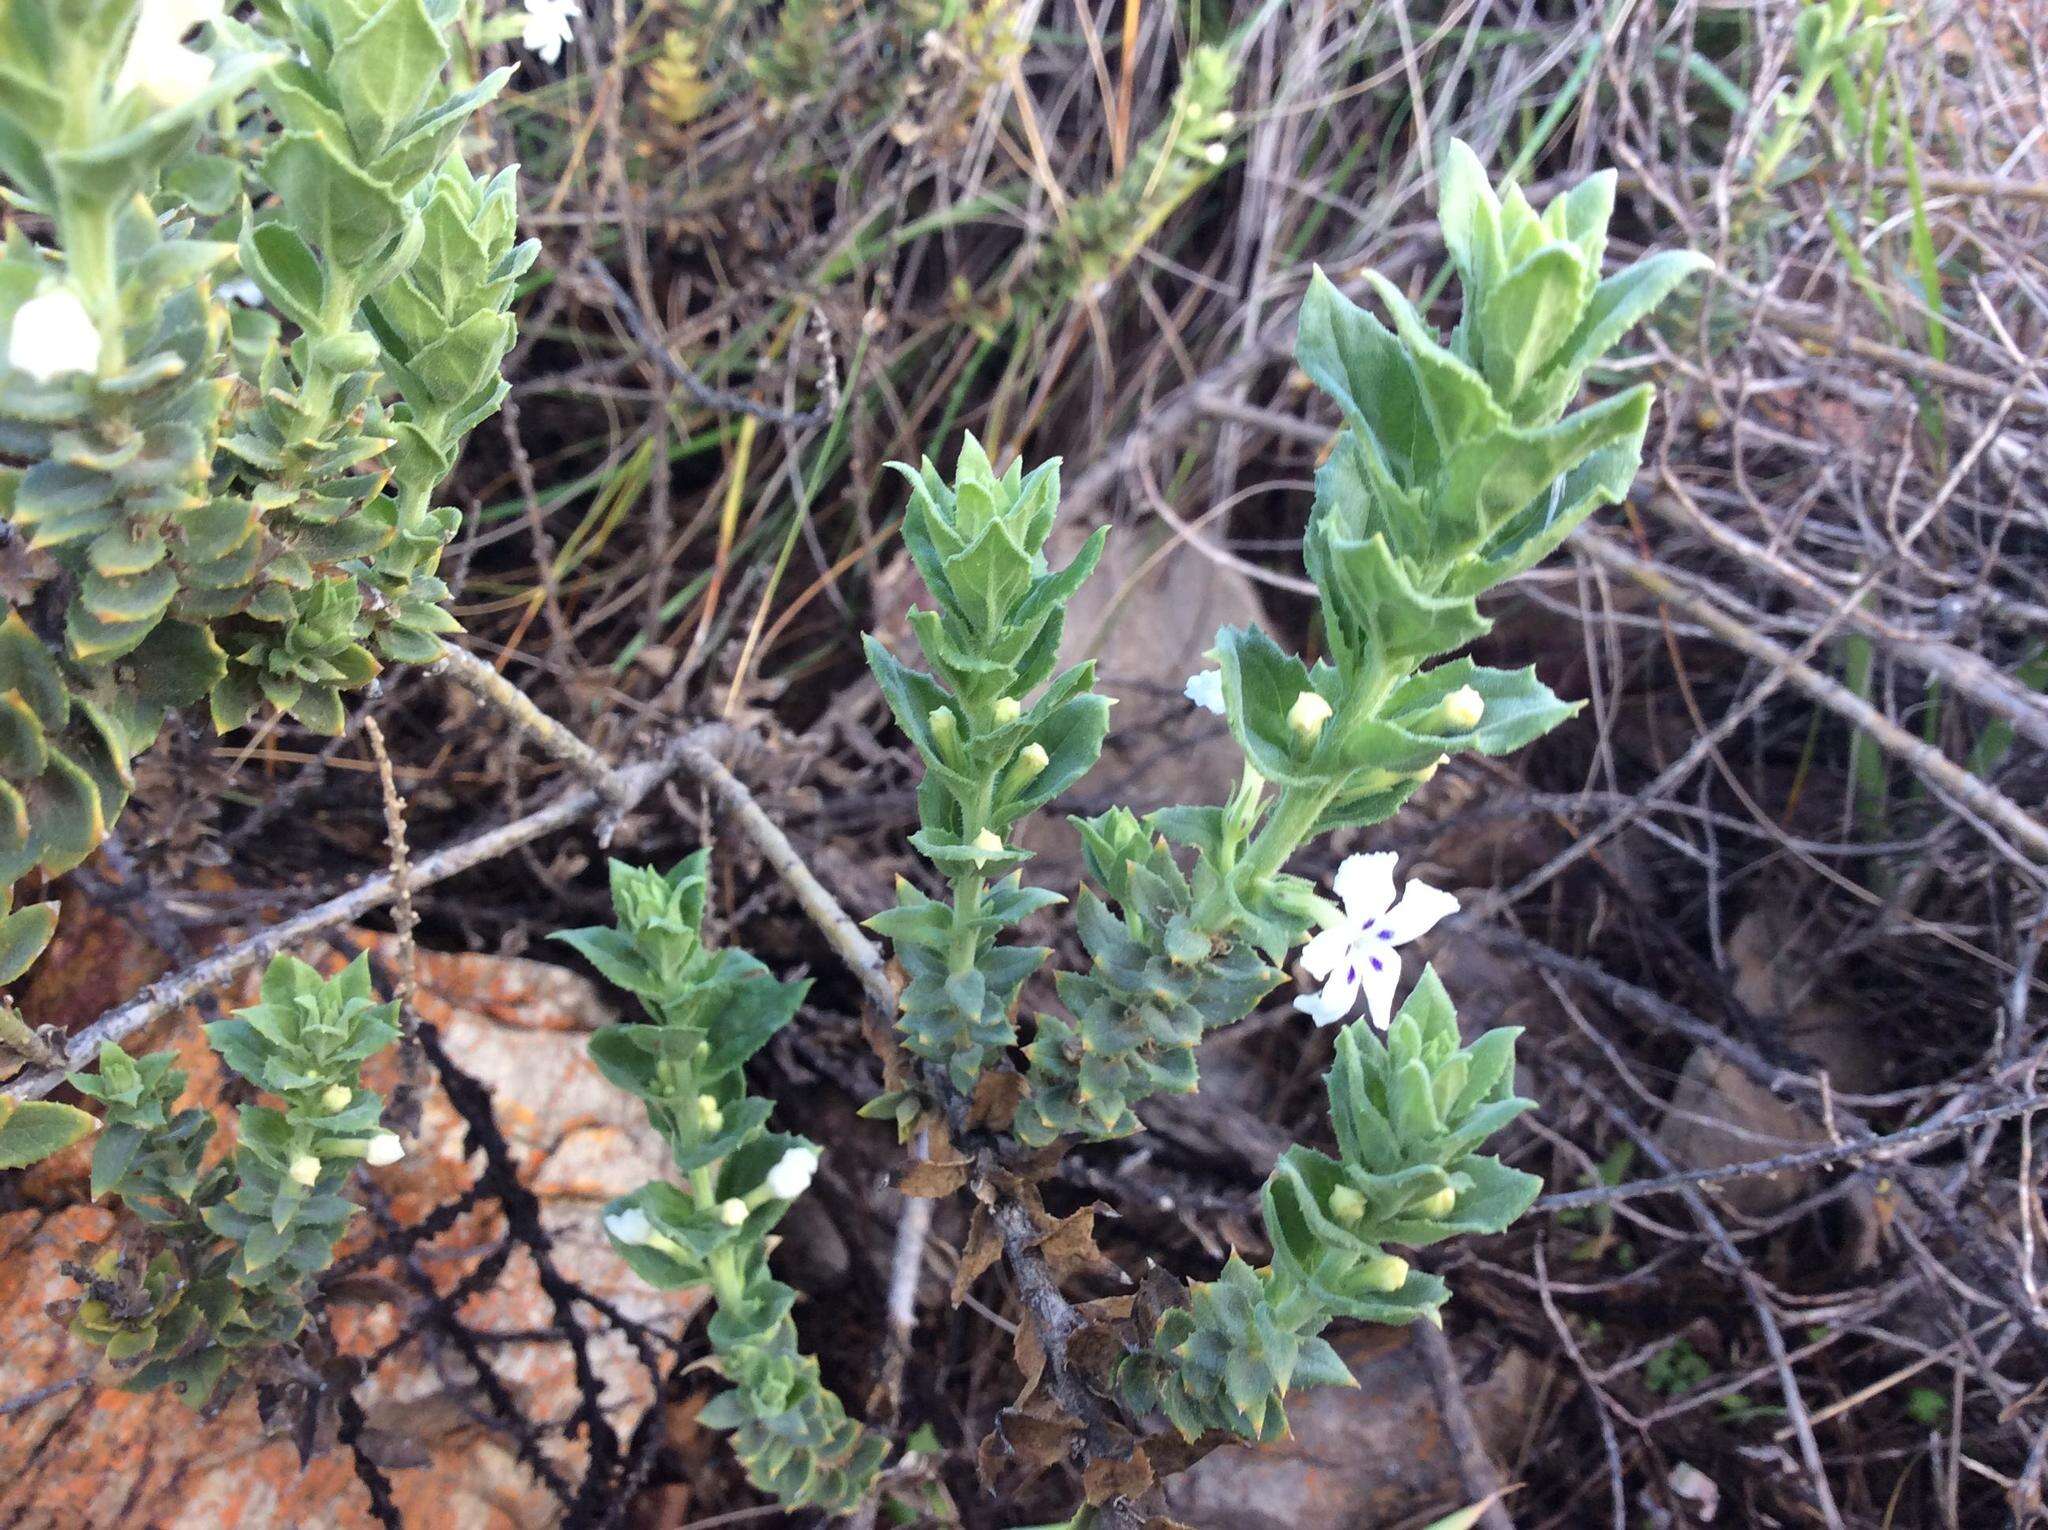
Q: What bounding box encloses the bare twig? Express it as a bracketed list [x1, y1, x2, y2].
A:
[7, 725, 733, 1100]
[1413, 1318, 1518, 1530]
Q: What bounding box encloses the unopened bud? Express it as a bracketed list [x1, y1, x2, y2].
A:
[1360, 1253, 1409, 1292]
[970, 829, 1004, 867]
[718, 1198, 748, 1227]
[1003, 742, 1050, 795]
[606, 1207, 654, 1246]
[319, 1084, 352, 1113]
[364, 1131, 404, 1167]
[1417, 1187, 1456, 1219]
[1416, 754, 1447, 783]
[1327, 1185, 1366, 1223]
[1201, 142, 1227, 165]
[288, 1154, 321, 1187]
[696, 1093, 724, 1133]
[1287, 689, 1333, 743]
[1442, 685, 1485, 731]
[927, 706, 960, 754]
[991, 696, 1021, 726]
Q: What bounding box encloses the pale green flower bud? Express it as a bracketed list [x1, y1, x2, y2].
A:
[288, 1154, 321, 1187]
[927, 706, 960, 756]
[695, 1094, 724, 1133]
[718, 1198, 748, 1227]
[1442, 685, 1485, 731]
[1327, 1184, 1366, 1223]
[969, 829, 1003, 868]
[1417, 1187, 1456, 1219]
[319, 1084, 353, 1113]
[1360, 1253, 1409, 1291]
[991, 696, 1021, 726]
[1287, 689, 1333, 743]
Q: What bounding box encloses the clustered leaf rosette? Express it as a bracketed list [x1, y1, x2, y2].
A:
[862, 435, 1109, 1098]
[1213, 144, 1708, 840]
[561, 855, 886, 1515]
[1013, 806, 1283, 1144]
[0, 0, 530, 976]
[1262, 969, 1539, 1324]
[1120, 972, 1538, 1444]
[65, 953, 405, 1404]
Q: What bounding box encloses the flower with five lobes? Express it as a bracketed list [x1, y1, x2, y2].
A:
[6, 288, 101, 381]
[1184, 668, 1226, 715]
[1295, 853, 1459, 1027]
[522, 0, 579, 64]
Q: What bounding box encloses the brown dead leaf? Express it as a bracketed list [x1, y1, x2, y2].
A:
[1082, 1430, 1153, 1504]
[897, 1154, 971, 1199]
[1035, 1203, 1127, 1284]
[965, 1067, 1027, 1132]
[950, 1203, 1004, 1305]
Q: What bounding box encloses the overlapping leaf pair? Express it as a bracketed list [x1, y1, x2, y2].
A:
[564, 856, 887, 1514]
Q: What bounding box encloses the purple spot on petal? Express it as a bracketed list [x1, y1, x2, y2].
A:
[1358, 919, 1375, 933]
[1368, 956, 1384, 971]
[1378, 929, 1393, 940]
[1344, 965, 1357, 984]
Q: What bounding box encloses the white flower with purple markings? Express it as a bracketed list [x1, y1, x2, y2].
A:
[1293, 852, 1457, 1028]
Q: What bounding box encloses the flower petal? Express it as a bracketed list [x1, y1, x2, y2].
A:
[1298, 926, 1354, 981]
[1380, 879, 1459, 944]
[1294, 961, 1360, 1026]
[1332, 852, 1396, 923]
[1357, 947, 1403, 1029]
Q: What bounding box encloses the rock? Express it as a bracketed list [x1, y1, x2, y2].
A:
[1161, 1323, 1542, 1529]
[0, 926, 705, 1530]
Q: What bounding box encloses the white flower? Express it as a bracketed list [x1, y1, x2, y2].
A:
[605, 1207, 654, 1246]
[114, 0, 224, 108]
[521, 0, 579, 65]
[765, 1145, 819, 1200]
[364, 1131, 405, 1167]
[1293, 852, 1458, 1028]
[1183, 668, 1225, 715]
[119, 40, 213, 104]
[8, 288, 101, 381]
[218, 276, 265, 306]
[288, 1154, 322, 1187]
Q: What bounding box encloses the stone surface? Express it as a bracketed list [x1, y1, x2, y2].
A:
[1161, 1323, 1543, 1530]
[0, 922, 704, 1530]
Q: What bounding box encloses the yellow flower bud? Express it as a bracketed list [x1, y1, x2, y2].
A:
[1416, 754, 1448, 783]
[992, 696, 1021, 726]
[1360, 1253, 1409, 1292]
[970, 829, 1004, 867]
[696, 1094, 724, 1133]
[319, 1084, 352, 1113]
[1327, 1185, 1366, 1223]
[1442, 685, 1485, 731]
[718, 1198, 748, 1227]
[288, 1154, 321, 1187]
[927, 706, 960, 755]
[1417, 1187, 1456, 1219]
[1287, 689, 1333, 743]
[1017, 742, 1049, 776]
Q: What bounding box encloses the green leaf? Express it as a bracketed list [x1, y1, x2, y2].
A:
[0, 898, 56, 984]
[260, 131, 407, 268]
[0, 1097, 96, 1168]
